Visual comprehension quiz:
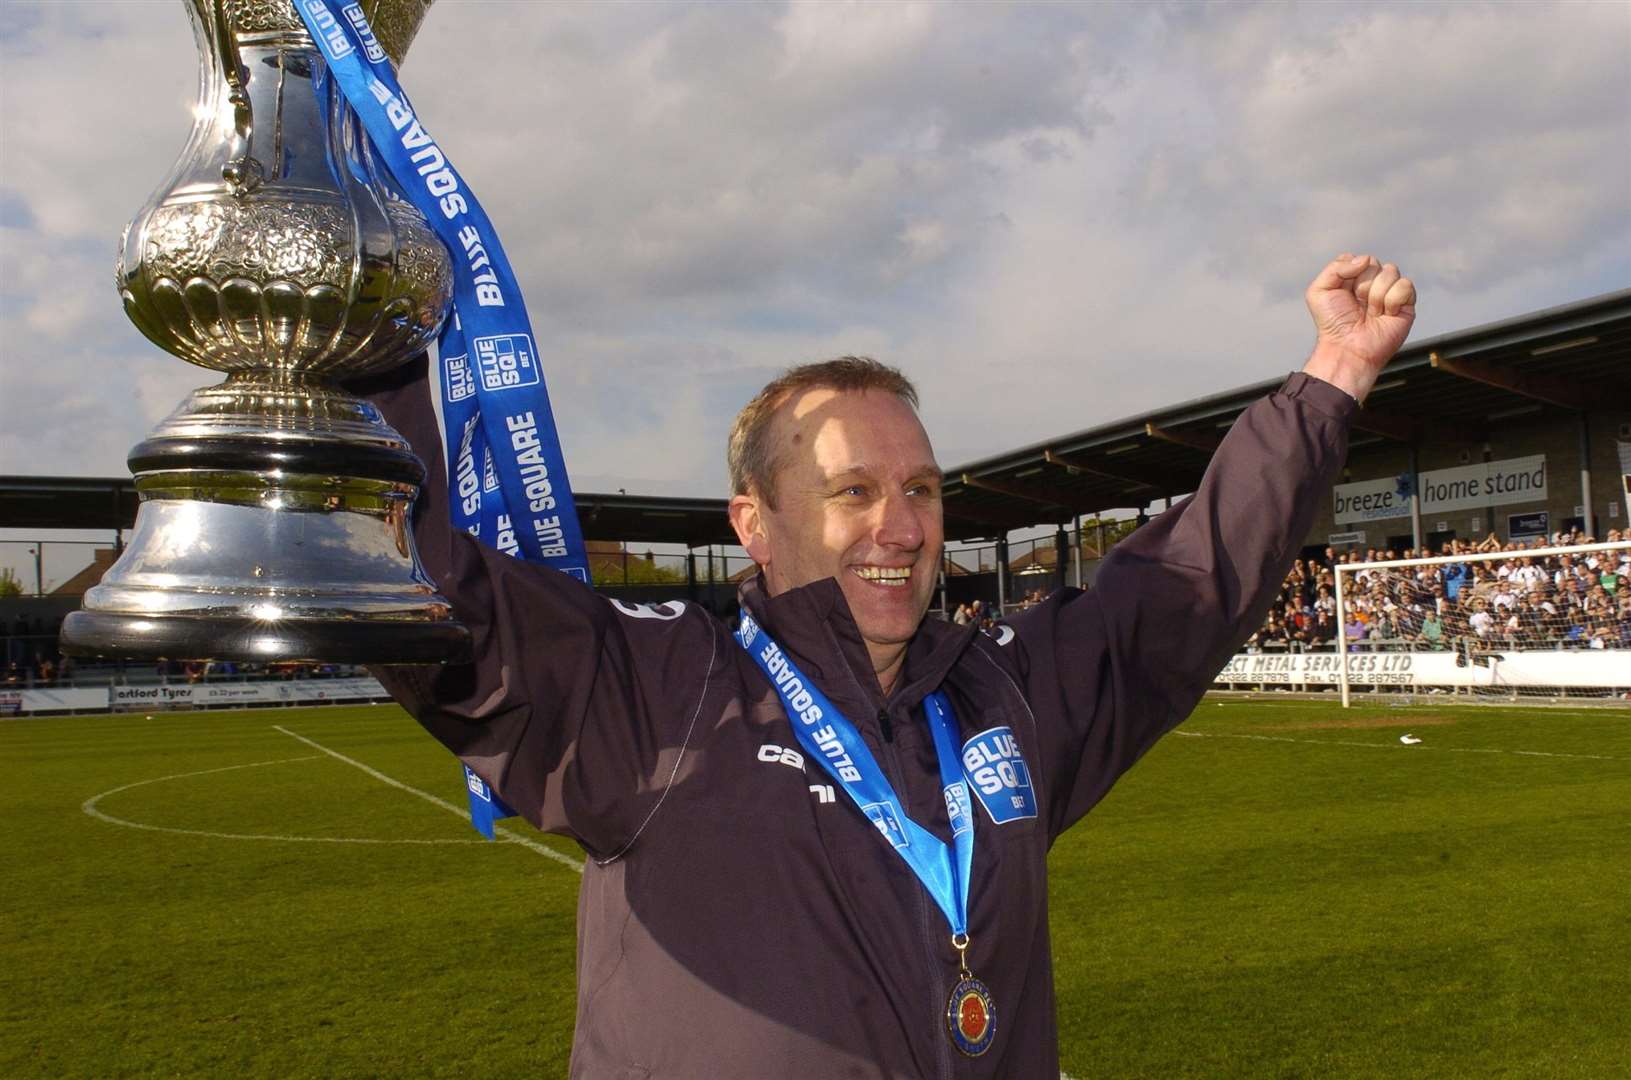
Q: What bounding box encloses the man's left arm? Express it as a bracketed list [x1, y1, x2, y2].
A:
[1004, 255, 1415, 836]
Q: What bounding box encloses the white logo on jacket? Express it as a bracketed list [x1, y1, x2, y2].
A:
[756, 744, 836, 805]
[609, 599, 687, 621]
[756, 744, 805, 770]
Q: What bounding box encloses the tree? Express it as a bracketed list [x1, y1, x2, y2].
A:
[590, 550, 688, 586]
[1079, 516, 1142, 558]
[0, 567, 22, 599]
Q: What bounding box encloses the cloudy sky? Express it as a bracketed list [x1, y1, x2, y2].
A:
[2, 0, 1627, 504]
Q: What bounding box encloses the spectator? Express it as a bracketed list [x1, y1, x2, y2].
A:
[1343, 614, 1366, 650]
[1443, 560, 1470, 601]
[1553, 555, 1577, 591]
[1511, 556, 1546, 590]
[1467, 598, 1495, 639]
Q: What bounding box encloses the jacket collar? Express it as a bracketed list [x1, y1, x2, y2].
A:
[737, 573, 979, 712]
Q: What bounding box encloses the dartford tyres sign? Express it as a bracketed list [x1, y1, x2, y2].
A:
[106, 677, 388, 708]
[6, 679, 392, 714]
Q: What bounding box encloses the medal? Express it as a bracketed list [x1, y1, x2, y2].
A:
[946, 933, 996, 1057]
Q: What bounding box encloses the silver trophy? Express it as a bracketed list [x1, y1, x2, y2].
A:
[61, 0, 469, 663]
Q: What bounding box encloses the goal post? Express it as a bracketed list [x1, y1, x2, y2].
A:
[1332, 540, 1631, 706]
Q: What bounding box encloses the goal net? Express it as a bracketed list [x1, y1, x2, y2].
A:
[1330, 540, 1631, 704]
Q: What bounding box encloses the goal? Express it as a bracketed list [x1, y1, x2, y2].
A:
[1331, 540, 1631, 705]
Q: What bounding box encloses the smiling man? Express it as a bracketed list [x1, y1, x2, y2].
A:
[726, 362, 945, 696]
[365, 254, 1414, 1078]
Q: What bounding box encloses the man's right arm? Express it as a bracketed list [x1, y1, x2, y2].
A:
[351, 355, 721, 860]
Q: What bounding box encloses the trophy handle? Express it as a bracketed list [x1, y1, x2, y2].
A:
[211, 0, 264, 195]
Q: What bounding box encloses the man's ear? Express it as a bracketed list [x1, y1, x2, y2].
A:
[728, 491, 771, 568]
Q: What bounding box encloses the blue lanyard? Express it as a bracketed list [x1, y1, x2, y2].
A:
[735, 610, 974, 937]
[295, 0, 588, 581]
[296, 1, 584, 837]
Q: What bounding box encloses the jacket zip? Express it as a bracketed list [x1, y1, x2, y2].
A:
[877, 704, 955, 1080]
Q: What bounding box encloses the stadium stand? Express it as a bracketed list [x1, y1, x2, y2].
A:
[4, 288, 1627, 707]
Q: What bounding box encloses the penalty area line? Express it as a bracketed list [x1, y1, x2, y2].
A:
[272, 725, 584, 872]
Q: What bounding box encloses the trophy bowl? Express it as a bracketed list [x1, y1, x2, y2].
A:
[60, 0, 469, 664]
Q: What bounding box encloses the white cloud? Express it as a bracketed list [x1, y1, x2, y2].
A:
[0, 0, 1626, 506]
[1121, 1, 1631, 298]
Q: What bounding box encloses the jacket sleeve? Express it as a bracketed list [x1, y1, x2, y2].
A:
[350, 356, 724, 860]
[1003, 372, 1356, 838]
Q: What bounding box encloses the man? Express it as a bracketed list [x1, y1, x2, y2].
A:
[1512, 556, 1546, 591]
[361, 253, 1413, 1077]
[1419, 609, 1445, 649]
[1468, 597, 1496, 639]
[1312, 607, 1338, 645]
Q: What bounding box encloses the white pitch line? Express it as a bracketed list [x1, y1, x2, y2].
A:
[83, 755, 487, 845]
[1173, 730, 1624, 761]
[273, 725, 584, 871]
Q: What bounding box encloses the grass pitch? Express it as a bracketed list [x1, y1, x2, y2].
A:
[3, 698, 1628, 1078]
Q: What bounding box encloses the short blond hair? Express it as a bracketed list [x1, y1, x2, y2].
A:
[727, 356, 919, 507]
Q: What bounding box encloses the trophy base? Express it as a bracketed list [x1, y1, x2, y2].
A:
[61, 379, 470, 665]
[60, 610, 471, 665]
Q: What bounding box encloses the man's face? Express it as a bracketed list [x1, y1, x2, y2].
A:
[733, 387, 944, 660]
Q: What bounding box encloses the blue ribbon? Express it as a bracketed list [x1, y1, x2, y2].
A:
[296, 0, 590, 838]
[462, 765, 518, 841]
[735, 610, 974, 937]
[295, 0, 588, 581]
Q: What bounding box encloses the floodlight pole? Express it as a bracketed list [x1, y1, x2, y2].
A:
[1408, 446, 1423, 552]
[996, 536, 1008, 615]
[1335, 561, 1350, 708]
[1578, 413, 1595, 539]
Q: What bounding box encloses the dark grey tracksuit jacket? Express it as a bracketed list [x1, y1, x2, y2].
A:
[362, 363, 1355, 1079]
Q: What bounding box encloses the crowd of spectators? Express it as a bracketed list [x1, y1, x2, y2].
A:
[949, 587, 1052, 632]
[950, 599, 997, 632]
[157, 659, 359, 682]
[1246, 529, 1631, 653]
[3, 614, 69, 688]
